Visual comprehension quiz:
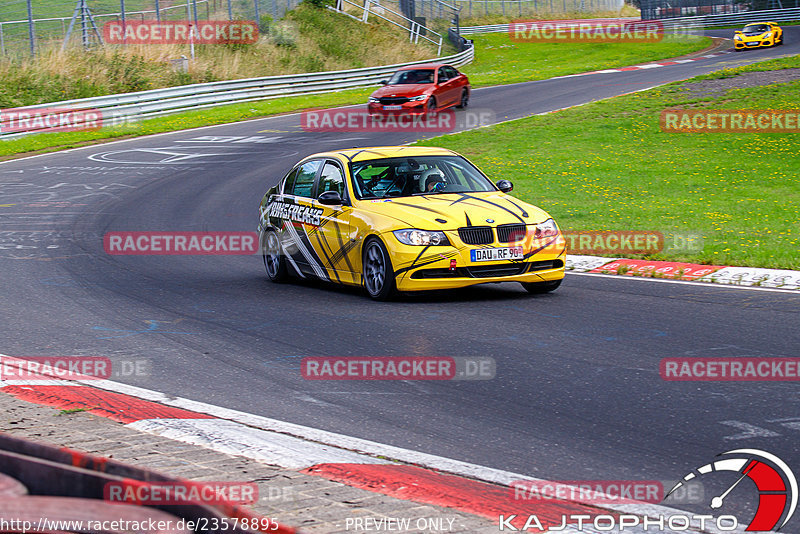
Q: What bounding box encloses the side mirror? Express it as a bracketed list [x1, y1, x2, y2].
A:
[318, 190, 343, 206]
[496, 179, 513, 193]
[379, 80, 388, 85]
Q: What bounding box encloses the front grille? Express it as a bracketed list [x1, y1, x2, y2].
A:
[458, 226, 493, 245]
[497, 223, 527, 243]
[465, 264, 527, 278]
[379, 97, 410, 105]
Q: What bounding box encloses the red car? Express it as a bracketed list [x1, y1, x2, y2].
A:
[367, 63, 471, 115]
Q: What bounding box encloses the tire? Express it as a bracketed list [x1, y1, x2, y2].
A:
[426, 97, 437, 114]
[456, 89, 469, 109]
[263, 230, 288, 282]
[362, 237, 396, 301]
[521, 279, 562, 294]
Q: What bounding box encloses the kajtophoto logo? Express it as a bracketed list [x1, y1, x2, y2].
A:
[499, 450, 795, 531]
[666, 449, 797, 532]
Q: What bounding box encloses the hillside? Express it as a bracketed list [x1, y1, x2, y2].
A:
[0, 3, 439, 107]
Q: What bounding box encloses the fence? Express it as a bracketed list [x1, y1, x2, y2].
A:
[331, 0, 445, 53]
[0, 44, 473, 137]
[0, 0, 302, 57]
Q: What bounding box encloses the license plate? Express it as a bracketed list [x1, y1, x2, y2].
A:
[383, 105, 402, 110]
[470, 247, 523, 262]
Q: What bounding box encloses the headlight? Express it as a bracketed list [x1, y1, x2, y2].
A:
[763, 32, 772, 37]
[408, 95, 428, 102]
[734, 35, 742, 40]
[533, 218, 559, 239]
[393, 229, 450, 246]
[368, 97, 379, 103]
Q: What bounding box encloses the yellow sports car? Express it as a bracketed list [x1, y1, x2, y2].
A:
[734, 22, 783, 51]
[257, 146, 565, 300]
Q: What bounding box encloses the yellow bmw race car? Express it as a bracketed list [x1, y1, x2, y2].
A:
[257, 146, 566, 300]
[734, 22, 783, 51]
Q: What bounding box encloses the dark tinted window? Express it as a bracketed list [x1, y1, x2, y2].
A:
[283, 168, 299, 195]
[438, 67, 449, 82]
[445, 66, 459, 79]
[387, 69, 434, 84]
[291, 160, 322, 198]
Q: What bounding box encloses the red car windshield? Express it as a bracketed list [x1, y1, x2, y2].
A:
[387, 69, 435, 85]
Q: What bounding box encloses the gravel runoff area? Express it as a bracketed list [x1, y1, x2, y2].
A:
[680, 67, 800, 97]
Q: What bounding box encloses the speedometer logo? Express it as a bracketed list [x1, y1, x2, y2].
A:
[666, 449, 797, 531]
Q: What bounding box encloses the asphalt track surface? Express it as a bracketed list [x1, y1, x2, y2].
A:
[2, 28, 799, 525]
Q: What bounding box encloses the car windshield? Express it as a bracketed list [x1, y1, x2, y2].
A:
[350, 156, 496, 200]
[743, 24, 769, 33]
[387, 69, 435, 85]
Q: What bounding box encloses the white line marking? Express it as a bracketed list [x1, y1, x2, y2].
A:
[567, 271, 800, 294]
[128, 418, 389, 469]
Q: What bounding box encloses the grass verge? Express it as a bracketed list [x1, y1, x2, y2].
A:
[461, 32, 714, 86]
[415, 56, 800, 270]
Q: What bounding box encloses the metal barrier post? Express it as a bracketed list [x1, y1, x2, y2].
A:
[26, 0, 36, 56]
[363, 0, 371, 22]
[120, 0, 126, 45]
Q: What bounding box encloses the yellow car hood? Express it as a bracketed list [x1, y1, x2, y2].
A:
[360, 191, 552, 230]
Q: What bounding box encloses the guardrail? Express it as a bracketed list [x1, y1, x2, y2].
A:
[0, 45, 473, 138]
[457, 7, 800, 34]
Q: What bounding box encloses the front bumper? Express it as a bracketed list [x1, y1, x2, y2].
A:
[389, 233, 567, 291]
[367, 101, 429, 115]
[734, 37, 774, 49]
